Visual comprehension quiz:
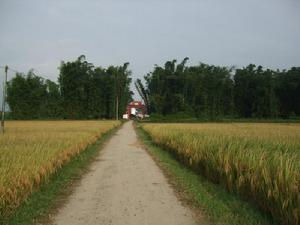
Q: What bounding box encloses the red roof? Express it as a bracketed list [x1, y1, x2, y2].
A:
[128, 101, 144, 106]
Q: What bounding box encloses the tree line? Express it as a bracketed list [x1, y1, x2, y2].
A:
[6, 56, 300, 120]
[135, 58, 300, 119]
[7, 55, 133, 119]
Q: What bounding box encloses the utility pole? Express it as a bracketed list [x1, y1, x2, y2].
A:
[115, 71, 119, 120]
[116, 95, 119, 120]
[1, 65, 8, 134]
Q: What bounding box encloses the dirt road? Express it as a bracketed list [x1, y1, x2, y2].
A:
[51, 121, 197, 225]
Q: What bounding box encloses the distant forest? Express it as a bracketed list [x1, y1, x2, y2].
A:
[136, 58, 300, 119]
[7, 55, 133, 119]
[6, 56, 300, 119]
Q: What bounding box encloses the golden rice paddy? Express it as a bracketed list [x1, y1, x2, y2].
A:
[142, 123, 300, 225]
[0, 120, 120, 218]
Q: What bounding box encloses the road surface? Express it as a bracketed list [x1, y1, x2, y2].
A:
[51, 121, 198, 225]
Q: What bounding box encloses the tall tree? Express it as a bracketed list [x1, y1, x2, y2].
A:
[140, 59, 300, 119]
[275, 67, 300, 118]
[59, 56, 132, 119]
[59, 55, 94, 118]
[135, 79, 149, 113]
[7, 70, 47, 119]
[142, 59, 234, 118]
[44, 79, 62, 118]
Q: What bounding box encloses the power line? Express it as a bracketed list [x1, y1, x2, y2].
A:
[0, 66, 55, 81]
[0, 65, 22, 74]
[0, 65, 31, 74]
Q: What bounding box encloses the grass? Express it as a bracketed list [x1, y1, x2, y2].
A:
[137, 123, 300, 225]
[0, 120, 120, 223]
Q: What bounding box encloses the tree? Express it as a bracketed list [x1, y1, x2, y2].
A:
[44, 79, 63, 118]
[59, 55, 94, 118]
[275, 67, 300, 118]
[234, 65, 279, 118]
[58, 56, 132, 119]
[135, 79, 149, 113]
[7, 70, 47, 119]
[141, 59, 234, 118]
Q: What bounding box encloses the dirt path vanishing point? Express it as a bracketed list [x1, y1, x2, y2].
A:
[51, 121, 198, 225]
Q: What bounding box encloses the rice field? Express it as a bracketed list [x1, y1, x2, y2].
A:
[142, 123, 300, 225]
[0, 120, 120, 218]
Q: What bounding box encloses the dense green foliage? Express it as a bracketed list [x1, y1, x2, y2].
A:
[6, 70, 61, 119]
[139, 59, 300, 119]
[7, 56, 133, 119]
[6, 56, 299, 119]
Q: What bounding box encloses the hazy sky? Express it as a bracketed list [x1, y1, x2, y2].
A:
[0, 0, 300, 99]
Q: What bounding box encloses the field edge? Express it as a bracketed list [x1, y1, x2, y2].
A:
[134, 122, 277, 225]
[2, 122, 122, 225]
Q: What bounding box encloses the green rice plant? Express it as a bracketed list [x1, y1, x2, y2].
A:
[142, 123, 300, 225]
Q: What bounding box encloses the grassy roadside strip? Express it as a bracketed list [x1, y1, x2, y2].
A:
[2, 123, 122, 225]
[135, 123, 276, 225]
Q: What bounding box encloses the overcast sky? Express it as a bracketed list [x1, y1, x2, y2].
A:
[0, 0, 300, 100]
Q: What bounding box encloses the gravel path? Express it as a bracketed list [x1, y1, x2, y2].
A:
[51, 121, 197, 225]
